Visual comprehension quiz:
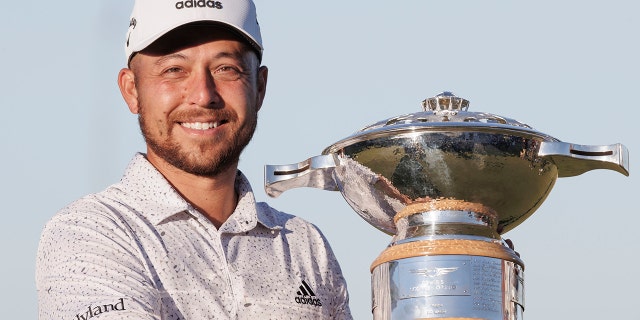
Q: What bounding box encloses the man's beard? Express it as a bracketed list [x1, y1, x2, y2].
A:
[138, 107, 258, 177]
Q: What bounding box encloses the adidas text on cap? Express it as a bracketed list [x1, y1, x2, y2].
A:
[125, 0, 263, 63]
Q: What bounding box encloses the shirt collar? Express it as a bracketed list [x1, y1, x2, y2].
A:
[117, 153, 280, 231]
[117, 153, 190, 225]
[217, 170, 258, 233]
[219, 170, 283, 233]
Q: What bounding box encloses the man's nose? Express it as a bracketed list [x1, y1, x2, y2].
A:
[188, 70, 220, 108]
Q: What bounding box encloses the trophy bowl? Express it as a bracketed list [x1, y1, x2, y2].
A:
[266, 92, 629, 235]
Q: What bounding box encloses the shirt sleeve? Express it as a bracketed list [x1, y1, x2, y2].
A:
[36, 202, 161, 320]
[308, 223, 353, 320]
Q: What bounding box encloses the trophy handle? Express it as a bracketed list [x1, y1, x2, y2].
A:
[264, 154, 340, 197]
[538, 141, 629, 178]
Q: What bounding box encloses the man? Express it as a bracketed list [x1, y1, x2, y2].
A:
[36, 0, 352, 319]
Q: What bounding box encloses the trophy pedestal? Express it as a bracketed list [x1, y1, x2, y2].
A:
[370, 205, 524, 320]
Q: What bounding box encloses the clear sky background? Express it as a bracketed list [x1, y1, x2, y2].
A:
[1, 1, 638, 319]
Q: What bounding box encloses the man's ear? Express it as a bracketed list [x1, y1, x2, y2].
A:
[255, 66, 268, 112]
[118, 68, 139, 114]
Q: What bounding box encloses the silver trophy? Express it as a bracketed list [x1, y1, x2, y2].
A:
[264, 92, 629, 319]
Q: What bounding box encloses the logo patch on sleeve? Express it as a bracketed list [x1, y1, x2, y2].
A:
[74, 298, 126, 319]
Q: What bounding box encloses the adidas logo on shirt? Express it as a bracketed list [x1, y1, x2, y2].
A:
[294, 280, 323, 307]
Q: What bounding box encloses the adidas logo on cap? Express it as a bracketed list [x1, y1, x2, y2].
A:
[175, 0, 222, 9]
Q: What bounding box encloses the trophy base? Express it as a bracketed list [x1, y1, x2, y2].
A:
[371, 239, 524, 320]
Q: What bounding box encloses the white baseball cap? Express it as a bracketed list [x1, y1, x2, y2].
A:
[125, 0, 263, 63]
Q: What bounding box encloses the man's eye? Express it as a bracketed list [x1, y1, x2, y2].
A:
[213, 66, 242, 81]
[160, 67, 185, 77]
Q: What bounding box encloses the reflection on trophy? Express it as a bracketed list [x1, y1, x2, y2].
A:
[264, 92, 629, 319]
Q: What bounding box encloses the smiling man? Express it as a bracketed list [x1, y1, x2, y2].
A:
[36, 0, 352, 319]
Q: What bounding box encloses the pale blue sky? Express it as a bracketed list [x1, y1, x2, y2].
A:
[1, 1, 638, 319]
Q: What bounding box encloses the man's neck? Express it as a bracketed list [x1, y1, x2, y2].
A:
[146, 154, 239, 229]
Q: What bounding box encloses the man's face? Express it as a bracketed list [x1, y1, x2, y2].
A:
[121, 28, 267, 177]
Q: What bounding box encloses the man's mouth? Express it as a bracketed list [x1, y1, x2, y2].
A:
[180, 121, 227, 130]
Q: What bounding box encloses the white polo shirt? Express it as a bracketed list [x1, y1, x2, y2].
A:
[36, 154, 352, 320]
